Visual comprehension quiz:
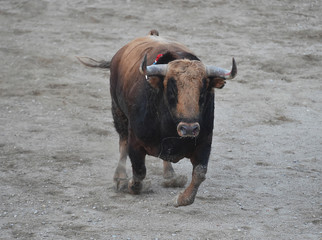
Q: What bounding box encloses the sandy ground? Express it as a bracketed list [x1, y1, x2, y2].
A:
[1, 0, 321, 239]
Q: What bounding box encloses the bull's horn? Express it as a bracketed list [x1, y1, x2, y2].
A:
[206, 58, 237, 80]
[139, 54, 167, 77]
[146, 64, 168, 76]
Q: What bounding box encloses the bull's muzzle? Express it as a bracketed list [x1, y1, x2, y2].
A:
[177, 122, 200, 138]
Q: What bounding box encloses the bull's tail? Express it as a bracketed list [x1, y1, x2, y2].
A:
[76, 56, 110, 69]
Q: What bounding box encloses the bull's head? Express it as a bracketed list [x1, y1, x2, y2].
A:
[140, 54, 237, 138]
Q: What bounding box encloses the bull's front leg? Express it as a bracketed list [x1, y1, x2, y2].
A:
[127, 139, 147, 195]
[175, 164, 207, 207]
[174, 142, 210, 207]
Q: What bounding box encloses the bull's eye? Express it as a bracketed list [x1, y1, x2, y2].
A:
[166, 77, 178, 107]
[199, 92, 205, 106]
[168, 94, 177, 106]
[199, 78, 207, 106]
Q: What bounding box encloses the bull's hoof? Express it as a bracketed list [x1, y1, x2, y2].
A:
[128, 179, 142, 195]
[114, 178, 129, 192]
[162, 175, 187, 188]
[173, 191, 195, 207]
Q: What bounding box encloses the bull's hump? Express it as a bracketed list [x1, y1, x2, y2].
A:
[148, 35, 170, 44]
[128, 35, 177, 47]
[149, 35, 194, 56]
[128, 35, 188, 49]
[148, 35, 182, 47]
[121, 36, 192, 62]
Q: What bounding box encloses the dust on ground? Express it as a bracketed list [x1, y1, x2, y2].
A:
[1, 0, 321, 239]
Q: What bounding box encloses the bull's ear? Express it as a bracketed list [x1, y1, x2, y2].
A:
[139, 53, 148, 75]
[140, 53, 165, 89]
[209, 78, 226, 89]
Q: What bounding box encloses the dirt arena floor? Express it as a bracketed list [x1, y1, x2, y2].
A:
[1, 0, 321, 239]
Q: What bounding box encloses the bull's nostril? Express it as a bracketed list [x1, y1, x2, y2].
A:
[192, 124, 200, 134]
[179, 125, 187, 135]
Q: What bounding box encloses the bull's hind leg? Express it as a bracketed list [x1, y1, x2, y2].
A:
[162, 161, 187, 188]
[112, 100, 129, 191]
[113, 138, 128, 191]
[163, 161, 175, 179]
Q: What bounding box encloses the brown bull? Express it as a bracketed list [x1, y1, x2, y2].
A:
[78, 30, 237, 206]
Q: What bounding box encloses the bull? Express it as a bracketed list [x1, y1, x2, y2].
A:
[78, 30, 237, 206]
